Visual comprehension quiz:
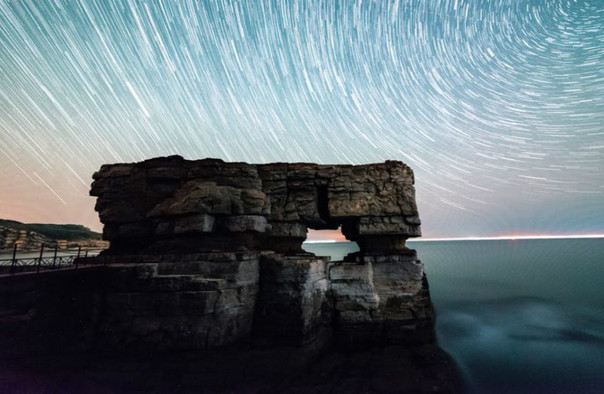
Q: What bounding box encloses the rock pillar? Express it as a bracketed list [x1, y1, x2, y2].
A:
[89, 156, 433, 350]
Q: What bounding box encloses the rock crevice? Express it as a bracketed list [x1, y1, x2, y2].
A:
[88, 156, 433, 349]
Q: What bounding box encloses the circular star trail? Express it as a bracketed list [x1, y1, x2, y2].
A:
[0, 0, 603, 236]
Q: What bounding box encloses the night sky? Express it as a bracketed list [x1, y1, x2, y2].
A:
[1, 0, 603, 239]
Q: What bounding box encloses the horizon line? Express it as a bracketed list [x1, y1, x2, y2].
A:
[304, 234, 604, 243]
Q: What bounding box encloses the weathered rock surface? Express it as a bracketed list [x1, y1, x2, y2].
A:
[91, 156, 433, 344]
[88, 156, 431, 349]
[332, 251, 435, 346]
[96, 252, 260, 351]
[90, 156, 420, 254]
[0, 157, 460, 393]
[254, 254, 331, 346]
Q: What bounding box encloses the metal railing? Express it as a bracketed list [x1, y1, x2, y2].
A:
[0, 244, 105, 275]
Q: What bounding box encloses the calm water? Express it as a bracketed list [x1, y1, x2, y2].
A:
[304, 239, 604, 393]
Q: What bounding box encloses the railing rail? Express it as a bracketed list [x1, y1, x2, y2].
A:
[0, 244, 106, 275]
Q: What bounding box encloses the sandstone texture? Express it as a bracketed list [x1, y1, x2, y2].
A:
[0, 157, 459, 392]
[87, 156, 432, 348]
[96, 252, 260, 351]
[90, 156, 420, 254]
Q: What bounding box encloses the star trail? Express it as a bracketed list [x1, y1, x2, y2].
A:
[1, 0, 603, 237]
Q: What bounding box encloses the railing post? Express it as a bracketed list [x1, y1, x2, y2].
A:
[52, 245, 58, 268]
[75, 246, 82, 269]
[11, 243, 17, 266]
[11, 243, 17, 274]
[37, 243, 45, 274]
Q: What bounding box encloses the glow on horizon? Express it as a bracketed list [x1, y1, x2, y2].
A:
[410, 234, 604, 242]
[304, 233, 604, 243]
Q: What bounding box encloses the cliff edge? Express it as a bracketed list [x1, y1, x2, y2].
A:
[89, 156, 431, 348]
[0, 156, 459, 393]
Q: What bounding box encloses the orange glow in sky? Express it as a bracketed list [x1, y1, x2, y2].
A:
[306, 229, 347, 242]
[305, 230, 604, 243]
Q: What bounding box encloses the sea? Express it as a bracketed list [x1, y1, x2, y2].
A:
[2, 239, 602, 392]
[304, 238, 604, 394]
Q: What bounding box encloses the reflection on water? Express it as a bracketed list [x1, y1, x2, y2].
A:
[303, 239, 604, 393]
[438, 296, 604, 393]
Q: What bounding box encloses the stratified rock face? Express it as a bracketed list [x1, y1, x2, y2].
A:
[89, 156, 432, 349]
[254, 254, 331, 347]
[91, 156, 420, 254]
[94, 252, 260, 351]
[332, 251, 434, 346]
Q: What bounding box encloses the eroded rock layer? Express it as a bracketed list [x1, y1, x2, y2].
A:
[91, 156, 420, 254]
[89, 156, 432, 349]
[91, 252, 261, 351]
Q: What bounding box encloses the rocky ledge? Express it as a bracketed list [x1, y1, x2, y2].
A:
[0, 157, 459, 393]
[89, 156, 431, 348]
[91, 156, 420, 255]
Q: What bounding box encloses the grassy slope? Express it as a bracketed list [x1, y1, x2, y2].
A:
[0, 219, 102, 241]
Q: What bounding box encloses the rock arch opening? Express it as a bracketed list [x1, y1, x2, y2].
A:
[87, 157, 434, 352]
[91, 157, 421, 256]
[303, 227, 360, 261]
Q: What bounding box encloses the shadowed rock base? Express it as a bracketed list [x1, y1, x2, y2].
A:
[0, 345, 460, 393]
[0, 157, 461, 392]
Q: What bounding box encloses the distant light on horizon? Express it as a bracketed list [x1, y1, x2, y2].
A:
[409, 234, 604, 242]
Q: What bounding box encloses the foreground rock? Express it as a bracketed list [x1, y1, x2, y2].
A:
[0, 345, 459, 393]
[0, 156, 460, 393]
[88, 156, 431, 348]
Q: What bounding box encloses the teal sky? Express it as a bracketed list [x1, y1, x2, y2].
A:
[1, 0, 603, 237]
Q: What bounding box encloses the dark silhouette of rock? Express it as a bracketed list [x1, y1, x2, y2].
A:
[89, 156, 432, 349]
[91, 156, 421, 255]
[0, 156, 460, 393]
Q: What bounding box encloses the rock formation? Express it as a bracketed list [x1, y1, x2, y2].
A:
[0, 156, 459, 393]
[91, 156, 420, 256]
[88, 156, 434, 349]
